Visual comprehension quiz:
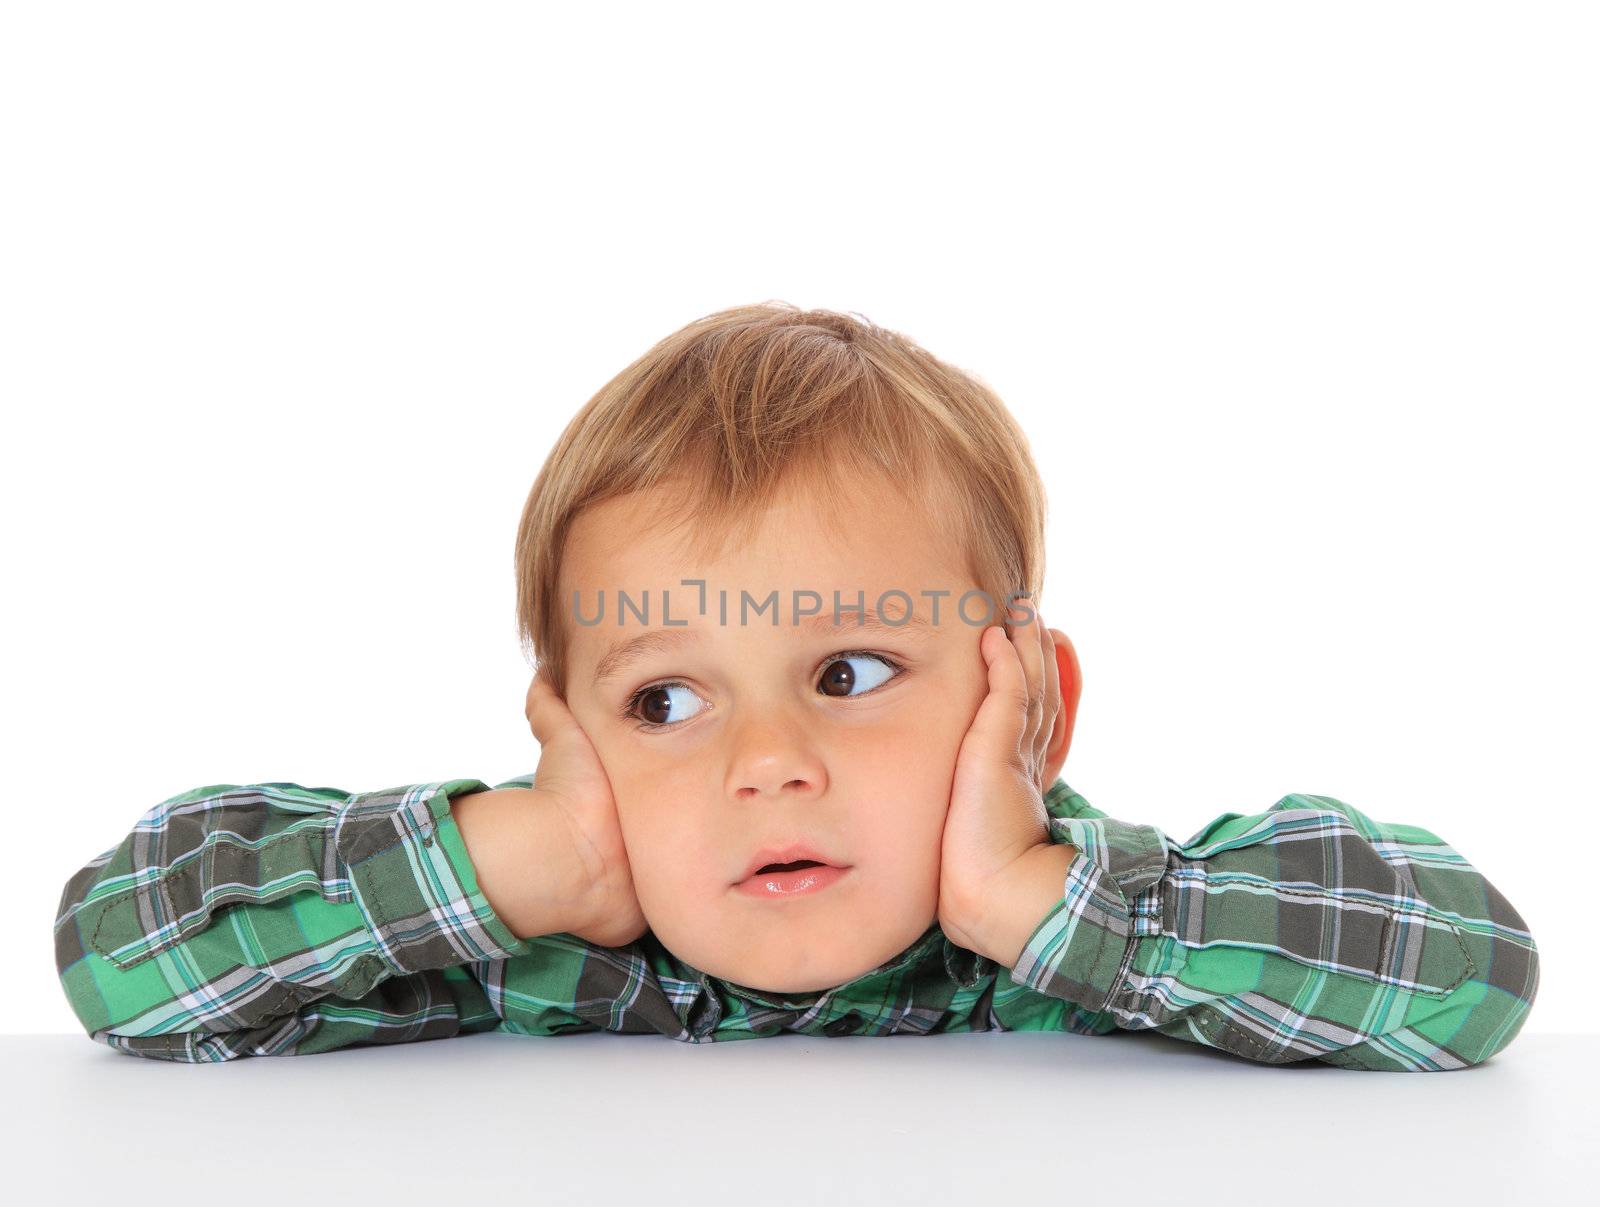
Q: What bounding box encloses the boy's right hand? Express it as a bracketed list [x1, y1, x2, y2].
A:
[524, 668, 649, 949]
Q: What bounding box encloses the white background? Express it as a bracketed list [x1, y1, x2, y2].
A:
[3, 2, 1593, 1038]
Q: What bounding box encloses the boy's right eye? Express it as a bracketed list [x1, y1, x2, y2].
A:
[623, 681, 704, 729]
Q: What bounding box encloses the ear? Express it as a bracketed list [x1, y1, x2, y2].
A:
[1041, 628, 1081, 789]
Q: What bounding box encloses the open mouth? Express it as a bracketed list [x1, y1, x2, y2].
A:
[736, 842, 847, 888]
[736, 859, 850, 898]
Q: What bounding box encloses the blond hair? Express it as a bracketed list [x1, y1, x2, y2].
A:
[513, 301, 1047, 695]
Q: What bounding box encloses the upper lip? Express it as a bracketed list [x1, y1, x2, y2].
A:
[736, 843, 846, 884]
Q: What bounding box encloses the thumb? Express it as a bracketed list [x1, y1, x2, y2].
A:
[966, 625, 1031, 774]
[525, 668, 575, 748]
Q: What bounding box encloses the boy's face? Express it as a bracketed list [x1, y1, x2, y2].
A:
[557, 470, 998, 994]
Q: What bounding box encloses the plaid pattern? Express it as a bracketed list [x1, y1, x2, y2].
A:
[54, 775, 1538, 1068]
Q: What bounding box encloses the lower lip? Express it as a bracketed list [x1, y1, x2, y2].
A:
[735, 864, 851, 898]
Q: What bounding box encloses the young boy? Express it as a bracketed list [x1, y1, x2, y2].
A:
[53, 303, 1540, 1068]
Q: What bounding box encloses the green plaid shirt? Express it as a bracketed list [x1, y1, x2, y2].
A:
[54, 774, 1539, 1069]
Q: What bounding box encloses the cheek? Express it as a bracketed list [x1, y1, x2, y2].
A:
[614, 798, 722, 902]
[885, 659, 988, 748]
[853, 791, 947, 880]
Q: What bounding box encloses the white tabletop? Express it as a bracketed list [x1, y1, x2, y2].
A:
[8, 1031, 1595, 1205]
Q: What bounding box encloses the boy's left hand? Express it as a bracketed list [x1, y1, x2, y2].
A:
[937, 603, 1067, 963]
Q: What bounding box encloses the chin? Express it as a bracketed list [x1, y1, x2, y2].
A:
[731, 968, 857, 996]
[695, 945, 872, 995]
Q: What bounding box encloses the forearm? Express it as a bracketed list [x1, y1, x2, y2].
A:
[970, 842, 1078, 968]
[55, 776, 550, 1060]
[997, 793, 1540, 1068]
[450, 788, 591, 940]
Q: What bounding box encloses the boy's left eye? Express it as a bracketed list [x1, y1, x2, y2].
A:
[817, 652, 898, 698]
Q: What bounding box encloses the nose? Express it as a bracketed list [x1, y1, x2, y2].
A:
[725, 710, 827, 801]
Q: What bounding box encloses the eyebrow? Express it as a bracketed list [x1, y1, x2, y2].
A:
[591, 609, 937, 687]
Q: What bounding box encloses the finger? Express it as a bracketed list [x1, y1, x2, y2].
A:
[1004, 598, 1043, 774]
[1032, 609, 1060, 788]
[1006, 597, 1045, 774]
[525, 670, 558, 729]
[531, 672, 550, 729]
[1019, 608, 1049, 783]
[525, 669, 573, 748]
[1054, 627, 1081, 755]
[974, 624, 1031, 775]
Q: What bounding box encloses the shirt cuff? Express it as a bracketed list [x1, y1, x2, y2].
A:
[335, 779, 539, 976]
[1008, 815, 1170, 1011]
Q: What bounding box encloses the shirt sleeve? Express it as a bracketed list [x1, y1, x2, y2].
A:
[53, 775, 575, 1062]
[1005, 790, 1541, 1069]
